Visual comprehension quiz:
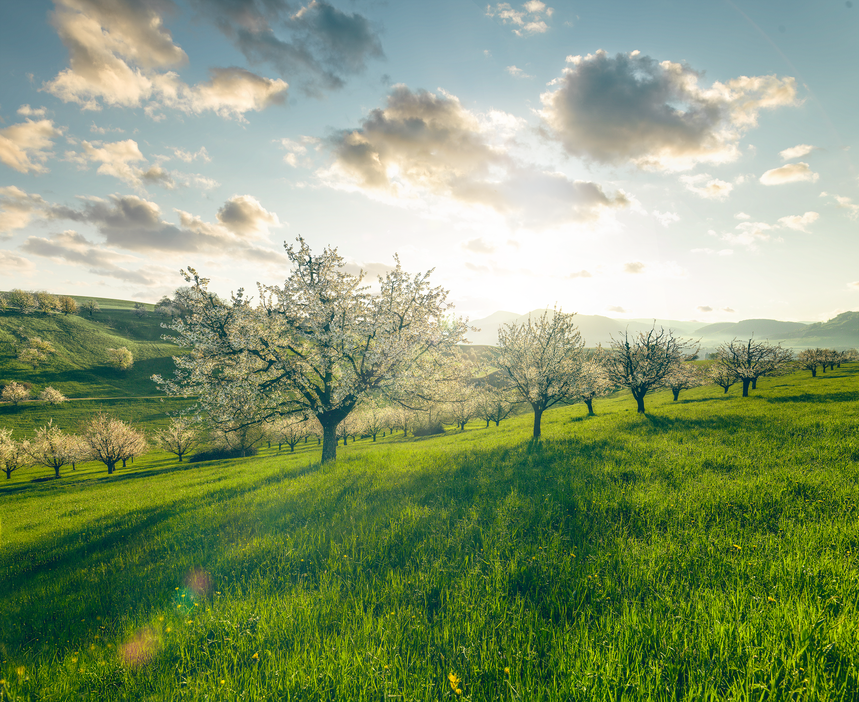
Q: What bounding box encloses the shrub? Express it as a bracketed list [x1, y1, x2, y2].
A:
[189, 446, 258, 463]
[2, 381, 31, 405]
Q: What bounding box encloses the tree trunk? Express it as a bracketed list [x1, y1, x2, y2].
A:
[532, 407, 543, 438]
[107, 461, 116, 474]
[810, 368, 817, 377]
[742, 378, 751, 397]
[54, 465, 61, 479]
[672, 389, 680, 401]
[122, 458, 127, 468]
[751, 378, 757, 390]
[321, 422, 338, 464]
[632, 391, 646, 413]
[723, 386, 729, 394]
[485, 420, 490, 428]
[372, 434, 376, 442]
[4, 468, 11, 479]
[585, 398, 595, 415]
[494, 419, 500, 427]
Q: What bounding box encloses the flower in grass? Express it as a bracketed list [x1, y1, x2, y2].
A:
[448, 672, 461, 692]
[767, 596, 777, 603]
[252, 652, 259, 660]
[733, 544, 742, 551]
[504, 667, 510, 675]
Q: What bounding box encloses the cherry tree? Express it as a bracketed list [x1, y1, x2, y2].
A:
[84, 414, 147, 474]
[154, 417, 202, 462]
[577, 357, 613, 415]
[474, 381, 517, 427]
[59, 295, 78, 315]
[0, 429, 28, 480]
[107, 346, 134, 370]
[39, 386, 68, 404]
[709, 364, 737, 394]
[665, 361, 704, 401]
[25, 420, 76, 479]
[2, 382, 31, 406]
[155, 238, 468, 463]
[602, 327, 693, 413]
[496, 309, 584, 438]
[715, 339, 793, 397]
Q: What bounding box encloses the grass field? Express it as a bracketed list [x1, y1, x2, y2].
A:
[0, 308, 180, 399]
[2, 367, 859, 700]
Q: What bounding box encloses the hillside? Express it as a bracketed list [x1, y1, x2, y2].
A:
[777, 311, 859, 348]
[2, 367, 859, 699]
[0, 307, 181, 398]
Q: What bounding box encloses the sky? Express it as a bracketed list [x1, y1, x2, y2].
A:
[1, 0, 857, 324]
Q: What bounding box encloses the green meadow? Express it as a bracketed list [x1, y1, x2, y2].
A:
[2, 365, 859, 700]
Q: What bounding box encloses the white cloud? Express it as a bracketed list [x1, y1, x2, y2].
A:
[759, 162, 819, 185]
[681, 174, 733, 200]
[325, 85, 627, 228]
[506, 65, 533, 79]
[821, 191, 859, 219]
[216, 195, 279, 236]
[777, 211, 818, 232]
[486, 2, 554, 36]
[539, 50, 798, 171]
[463, 237, 496, 254]
[17, 105, 47, 117]
[624, 261, 645, 274]
[0, 119, 62, 173]
[697, 305, 713, 312]
[722, 307, 735, 313]
[652, 210, 679, 226]
[607, 305, 626, 313]
[43, 0, 287, 120]
[173, 146, 210, 163]
[0, 250, 36, 274]
[68, 138, 175, 189]
[849, 281, 859, 291]
[779, 144, 815, 160]
[734, 211, 751, 220]
[721, 221, 778, 249]
[0, 186, 47, 235]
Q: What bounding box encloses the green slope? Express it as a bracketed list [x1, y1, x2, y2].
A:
[0, 308, 182, 398]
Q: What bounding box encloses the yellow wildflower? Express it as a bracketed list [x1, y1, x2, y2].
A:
[448, 672, 461, 691]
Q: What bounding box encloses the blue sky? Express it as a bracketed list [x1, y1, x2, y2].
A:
[1, 0, 857, 323]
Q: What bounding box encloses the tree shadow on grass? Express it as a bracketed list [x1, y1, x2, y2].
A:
[765, 391, 859, 404]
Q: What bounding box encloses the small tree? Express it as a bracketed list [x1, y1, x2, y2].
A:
[25, 420, 76, 479]
[84, 414, 147, 474]
[133, 302, 147, 318]
[709, 364, 736, 394]
[474, 382, 517, 427]
[2, 381, 31, 405]
[357, 401, 391, 442]
[443, 381, 479, 431]
[59, 295, 79, 315]
[576, 357, 612, 415]
[602, 327, 693, 413]
[18, 337, 56, 369]
[269, 415, 309, 453]
[35, 291, 60, 314]
[715, 339, 794, 397]
[107, 346, 134, 370]
[0, 429, 28, 480]
[797, 349, 822, 377]
[496, 309, 585, 438]
[39, 386, 68, 404]
[154, 417, 202, 462]
[81, 299, 101, 318]
[7, 289, 37, 314]
[665, 361, 704, 401]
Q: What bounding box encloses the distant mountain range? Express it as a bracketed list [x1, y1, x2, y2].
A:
[465, 310, 859, 351]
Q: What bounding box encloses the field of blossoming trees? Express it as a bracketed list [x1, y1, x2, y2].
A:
[2, 360, 859, 701]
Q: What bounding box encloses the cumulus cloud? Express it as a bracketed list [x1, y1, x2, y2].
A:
[777, 211, 818, 232]
[720, 221, 777, 249]
[0, 186, 48, 235]
[17, 105, 47, 117]
[0, 118, 62, 173]
[191, 0, 383, 95]
[567, 269, 592, 278]
[680, 174, 733, 200]
[780, 144, 815, 160]
[43, 0, 287, 119]
[216, 195, 279, 235]
[734, 211, 751, 220]
[539, 50, 798, 171]
[623, 261, 645, 274]
[486, 1, 554, 36]
[67, 138, 176, 190]
[849, 281, 859, 291]
[173, 146, 210, 163]
[697, 305, 713, 312]
[759, 162, 818, 185]
[0, 250, 36, 274]
[820, 192, 859, 219]
[279, 136, 316, 167]
[21, 228, 166, 285]
[506, 65, 533, 79]
[607, 305, 626, 313]
[722, 307, 735, 313]
[325, 85, 627, 227]
[47, 193, 286, 260]
[652, 210, 679, 226]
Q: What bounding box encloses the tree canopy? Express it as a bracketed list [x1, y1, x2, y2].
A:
[155, 238, 469, 463]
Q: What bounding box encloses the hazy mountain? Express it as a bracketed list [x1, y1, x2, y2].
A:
[694, 319, 808, 339]
[776, 312, 859, 348]
[467, 309, 702, 347]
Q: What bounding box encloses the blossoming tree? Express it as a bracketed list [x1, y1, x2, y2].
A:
[155, 238, 469, 463]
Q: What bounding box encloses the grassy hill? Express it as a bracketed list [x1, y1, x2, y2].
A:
[0, 307, 182, 398]
[2, 367, 859, 700]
